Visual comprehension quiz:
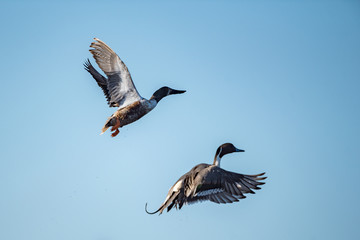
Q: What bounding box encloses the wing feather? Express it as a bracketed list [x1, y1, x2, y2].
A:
[146, 165, 266, 214]
[89, 38, 142, 108]
[84, 59, 115, 107]
[187, 167, 266, 205]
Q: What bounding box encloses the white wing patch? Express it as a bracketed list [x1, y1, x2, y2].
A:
[195, 188, 224, 197]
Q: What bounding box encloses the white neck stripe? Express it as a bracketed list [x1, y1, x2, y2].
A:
[214, 147, 222, 167]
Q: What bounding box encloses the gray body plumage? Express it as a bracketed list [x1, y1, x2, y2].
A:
[146, 143, 266, 215]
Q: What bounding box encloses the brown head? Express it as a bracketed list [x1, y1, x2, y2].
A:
[213, 143, 245, 166]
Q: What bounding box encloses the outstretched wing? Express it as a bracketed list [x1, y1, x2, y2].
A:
[145, 165, 266, 215]
[84, 59, 113, 106]
[187, 167, 266, 204]
[89, 38, 142, 108]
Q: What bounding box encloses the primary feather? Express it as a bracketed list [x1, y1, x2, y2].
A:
[88, 38, 142, 108]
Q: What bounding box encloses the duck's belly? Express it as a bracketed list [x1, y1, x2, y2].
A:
[114, 99, 156, 127]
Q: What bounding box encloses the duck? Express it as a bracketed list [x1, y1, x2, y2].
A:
[84, 38, 186, 137]
[145, 143, 266, 215]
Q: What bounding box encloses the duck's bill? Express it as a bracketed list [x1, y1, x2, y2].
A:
[169, 89, 186, 95]
[235, 148, 245, 152]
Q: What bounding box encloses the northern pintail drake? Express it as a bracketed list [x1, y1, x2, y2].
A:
[145, 143, 266, 215]
[84, 38, 186, 137]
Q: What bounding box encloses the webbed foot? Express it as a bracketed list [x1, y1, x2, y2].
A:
[111, 128, 120, 137]
[110, 118, 121, 137]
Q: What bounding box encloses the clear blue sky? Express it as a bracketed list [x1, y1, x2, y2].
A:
[0, 1, 359, 239]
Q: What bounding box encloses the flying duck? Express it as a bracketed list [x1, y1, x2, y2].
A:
[145, 143, 266, 215]
[84, 38, 186, 137]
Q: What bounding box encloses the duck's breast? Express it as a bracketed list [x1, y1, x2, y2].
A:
[115, 99, 157, 127]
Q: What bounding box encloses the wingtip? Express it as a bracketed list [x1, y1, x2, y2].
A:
[90, 38, 101, 48]
[83, 59, 91, 69]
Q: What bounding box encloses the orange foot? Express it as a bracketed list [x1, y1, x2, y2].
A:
[111, 128, 120, 137]
[110, 118, 121, 137]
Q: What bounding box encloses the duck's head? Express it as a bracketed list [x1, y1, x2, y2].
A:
[213, 143, 244, 167]
[150, 86, 186, 103]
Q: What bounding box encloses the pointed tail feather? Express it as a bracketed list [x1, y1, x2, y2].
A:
[145, 203, 162, 215]
[145, 191, 180, 215]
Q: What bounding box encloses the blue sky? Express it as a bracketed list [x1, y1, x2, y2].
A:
[0, 0, 359, 239]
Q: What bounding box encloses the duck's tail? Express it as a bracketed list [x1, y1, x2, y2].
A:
[145, 190, 181, 215]
[100, 115, 117, 135]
